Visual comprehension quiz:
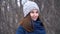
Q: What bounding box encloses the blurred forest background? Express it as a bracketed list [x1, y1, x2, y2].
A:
[0, 0, 60, 34]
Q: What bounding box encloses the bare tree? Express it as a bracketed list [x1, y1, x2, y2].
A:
[0, 0, 23, 34]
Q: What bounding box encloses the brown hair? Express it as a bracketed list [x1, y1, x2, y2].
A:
[19, 13, 41, 32]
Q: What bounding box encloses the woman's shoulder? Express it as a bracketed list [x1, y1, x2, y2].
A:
[17, 25, 25, 31]
[16, 25, 25, 34]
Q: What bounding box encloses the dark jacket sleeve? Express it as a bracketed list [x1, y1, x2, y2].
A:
[16, 25, 25, 34]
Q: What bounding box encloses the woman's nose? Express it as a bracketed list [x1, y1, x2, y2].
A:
[33, 13, 37, 16]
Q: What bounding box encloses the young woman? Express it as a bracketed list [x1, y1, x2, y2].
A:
[16, 0, 46, 34]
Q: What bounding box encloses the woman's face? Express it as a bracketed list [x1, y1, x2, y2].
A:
[30, 9, 39, 21]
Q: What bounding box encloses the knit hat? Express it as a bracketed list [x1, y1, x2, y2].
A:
[21, 0, 40, 17]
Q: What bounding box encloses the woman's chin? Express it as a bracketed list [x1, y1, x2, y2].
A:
[32, 19, 37, 21]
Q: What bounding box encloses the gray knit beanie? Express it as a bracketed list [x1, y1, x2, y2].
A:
[21, 0, 40, 17]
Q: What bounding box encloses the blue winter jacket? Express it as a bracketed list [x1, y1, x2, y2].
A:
[16, 20, 46, 34]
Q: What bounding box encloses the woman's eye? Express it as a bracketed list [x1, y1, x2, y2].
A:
[31, 11, 34, 13]
[36, 11, 38, 13]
